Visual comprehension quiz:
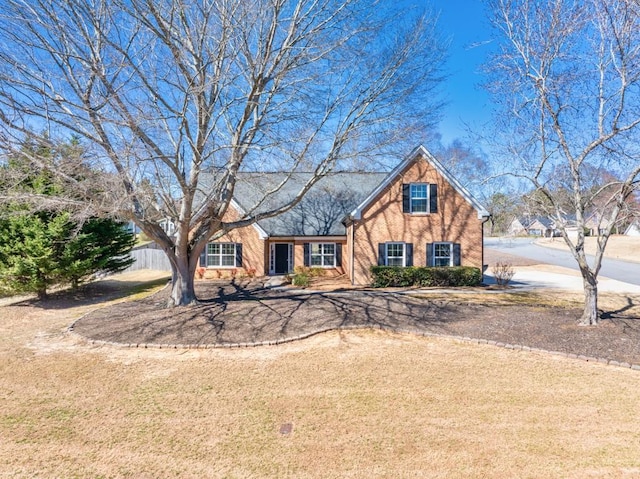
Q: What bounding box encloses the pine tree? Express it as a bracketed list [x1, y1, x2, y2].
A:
[59, 218, 135, 289]
[0, 212, 71, 299]
[0, 138, 135, 299]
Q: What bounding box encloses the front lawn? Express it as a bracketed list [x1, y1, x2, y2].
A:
[1, 277, 640, 478]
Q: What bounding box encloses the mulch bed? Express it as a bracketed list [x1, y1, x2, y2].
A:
[72, 279, 640, 365]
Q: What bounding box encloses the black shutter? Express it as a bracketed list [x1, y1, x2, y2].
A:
[335, 243, 342, 267]
[402, 184, 410, 213]
[405, 243, 413, 267]
[303, 243, 310, 267]
[200, 245, 208, 267]
[429, 184, 438, 213]
[426, 243, 434, 267]
[453, 243, 461, 266]
[378, 243, 386, 266]
[235, 243, 243, 267]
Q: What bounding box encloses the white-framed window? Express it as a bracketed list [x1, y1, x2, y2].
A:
[386, 242, 405, 267]
[433, 242, 453, 267]
[410, 183, 428, 213]
[310, 243, 336, 267]
[206, 243, 237, 267]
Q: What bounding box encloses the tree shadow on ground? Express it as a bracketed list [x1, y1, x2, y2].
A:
[71, 280, 640, 366]
[74, 279, 479, 346]
[6, 277, 171, 311]
[600, 296, 639, 321]
[599, 297, 640, 338]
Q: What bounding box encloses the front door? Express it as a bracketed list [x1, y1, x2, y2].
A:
[274, 243, 290, 274]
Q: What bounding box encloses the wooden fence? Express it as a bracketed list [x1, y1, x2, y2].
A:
[124, 247, 172, 272]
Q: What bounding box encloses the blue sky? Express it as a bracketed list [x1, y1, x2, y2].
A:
[429, 0, 495, 145]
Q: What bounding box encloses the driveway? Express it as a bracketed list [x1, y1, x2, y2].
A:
[485, 237, 640, 287]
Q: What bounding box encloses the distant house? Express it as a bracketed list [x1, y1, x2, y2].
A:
[507, 214, 582, 238]
[159, 218, 176, 236]
[198, 145, 490, 285]
[584, 214, 617, 236]
[508, 216, 556, 237]
[625, 220, 640, 236]
[123, 218, 175, 238]
[124, 221, 141, 235]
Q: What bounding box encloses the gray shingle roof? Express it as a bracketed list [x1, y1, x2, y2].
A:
[198, 146, 489, 237]
[519, 215, 577, 229]
[232, 172, 388, 236]
[519, 216, 553, 229]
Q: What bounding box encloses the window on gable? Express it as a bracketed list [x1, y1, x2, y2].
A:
[403, 183, 437, 214]
[410, 183, 428, 213]
[310, 243, 336, 267]
[386, 243, 405, 267]
[206, 243, 237, 267]
[433, 242, 452, 267]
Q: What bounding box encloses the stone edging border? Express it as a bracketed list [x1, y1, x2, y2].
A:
[67, 321, 640, 372]
[67, 280, 640, 371]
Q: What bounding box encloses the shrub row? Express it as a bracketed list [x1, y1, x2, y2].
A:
[370, 266, 482, 288]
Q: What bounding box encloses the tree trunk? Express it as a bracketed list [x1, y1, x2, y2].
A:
[579, 272, 599, 326]
[37, 287, 48, 301]
[167, 253, 198, 307]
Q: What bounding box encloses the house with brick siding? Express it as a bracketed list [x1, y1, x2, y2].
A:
[199, 145, 490, 285]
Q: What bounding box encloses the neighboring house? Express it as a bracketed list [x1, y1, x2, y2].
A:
[508, 216, 556, 237]
[199, 145, 490, 286]
[506, 217, 526, 236]
[625, 220, 640, 236]
[123, 218, 175, 238]
[508, 214, 583, 237]
[124, 220, 141, 236]
[159, 218, 176, 236]
[584, 214, 616, 236]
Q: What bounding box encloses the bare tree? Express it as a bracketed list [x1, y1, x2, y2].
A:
[280, 185, 360, 236]
[0, 0, 446, 306]
[486, 0, 640, 325]
[432, 137, 517, 236]
[433, 139, 490, 196]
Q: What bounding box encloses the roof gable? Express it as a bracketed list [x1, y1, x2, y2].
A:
[625, 220, 640, 235]
[229, 198, 269, 239]
[519, 216, 552, 229]
[347, 145, 490, 221]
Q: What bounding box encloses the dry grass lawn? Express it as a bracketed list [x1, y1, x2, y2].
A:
[416, 288, 640, 314]
[2, 279, 640, 478]
[537, 235, 640, 263]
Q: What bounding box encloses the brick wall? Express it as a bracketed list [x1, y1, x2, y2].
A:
[350, 155, 485, 285]
[292, 239, 347, 274]
[200, 206, 267, 278]
[201, 215, 349, 278]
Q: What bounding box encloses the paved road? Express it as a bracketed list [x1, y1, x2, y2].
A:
[485, 237, 640, 286]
